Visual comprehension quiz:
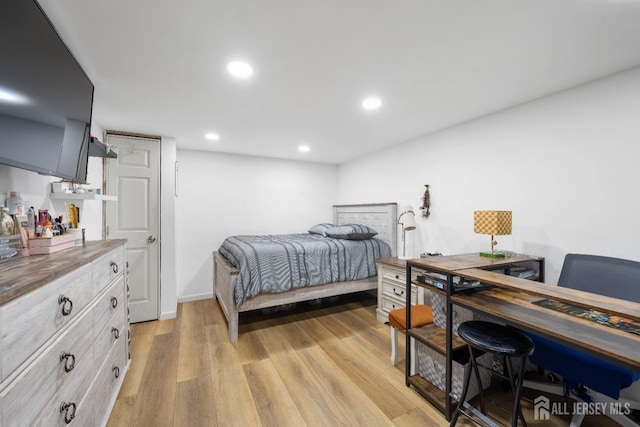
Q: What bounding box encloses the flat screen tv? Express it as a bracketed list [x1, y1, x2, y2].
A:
[0, 0, 94, 184]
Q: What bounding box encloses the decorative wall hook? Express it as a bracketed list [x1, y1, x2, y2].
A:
[420, 184, 431, 218]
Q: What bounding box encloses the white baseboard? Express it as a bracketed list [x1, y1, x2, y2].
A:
[177, 291, 214, 304]
[158, 311, 178, 320]
[159, 310, 177, 320]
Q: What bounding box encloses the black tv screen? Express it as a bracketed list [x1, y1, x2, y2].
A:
[0, 0, 93, 183]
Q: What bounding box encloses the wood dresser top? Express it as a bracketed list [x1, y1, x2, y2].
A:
[0, 239, 126, 306]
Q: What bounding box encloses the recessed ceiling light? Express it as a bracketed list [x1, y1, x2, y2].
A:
[0, 87, 29, 104]
[205, 133, 220, 141]
[298, 145, 310, 153]
[226, 61, 253, 79]
[361, 96, 382, 110]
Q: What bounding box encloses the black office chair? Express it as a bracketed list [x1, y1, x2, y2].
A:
[524, 254, 640, 427]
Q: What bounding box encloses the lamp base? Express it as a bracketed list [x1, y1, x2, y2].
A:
[479, 251, 505, 258]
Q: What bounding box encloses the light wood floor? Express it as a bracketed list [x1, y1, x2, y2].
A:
[107, 293, 626, 427]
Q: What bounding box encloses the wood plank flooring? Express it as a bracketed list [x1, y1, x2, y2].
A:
[108, 293, 627, 427]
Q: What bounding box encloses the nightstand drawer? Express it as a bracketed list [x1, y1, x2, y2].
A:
[380, 295, 412, 313]
[380, 269, 405, 285]
[381, 281, 416, 303]
[379, 266, 419, 286]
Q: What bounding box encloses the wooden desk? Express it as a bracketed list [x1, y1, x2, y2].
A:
[405, 253, 545, 419]
[453, 270, 640, 372]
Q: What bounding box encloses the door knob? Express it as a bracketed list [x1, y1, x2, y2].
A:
[147, 236, 156, 243]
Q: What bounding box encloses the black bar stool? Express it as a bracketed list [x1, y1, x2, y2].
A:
[450, 320, 535, 427]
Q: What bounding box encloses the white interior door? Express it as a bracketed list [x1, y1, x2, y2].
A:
[105, 134, 160, 323]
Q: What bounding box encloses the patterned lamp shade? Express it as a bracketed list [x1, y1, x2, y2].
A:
[474, 210, 512, 236]
[474, 210, 512, 257]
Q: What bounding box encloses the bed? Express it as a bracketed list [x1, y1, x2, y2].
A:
[213, 203, 397, 343]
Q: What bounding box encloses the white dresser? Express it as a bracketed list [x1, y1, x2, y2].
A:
[0, 240, 129, 427]
[375, 257, 424, 323]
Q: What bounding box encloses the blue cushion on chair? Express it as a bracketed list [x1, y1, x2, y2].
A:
[527, 333, 640, 399]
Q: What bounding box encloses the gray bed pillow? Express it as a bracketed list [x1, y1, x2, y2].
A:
[308, 223, 336, 236]
[326, 224, 378, 240]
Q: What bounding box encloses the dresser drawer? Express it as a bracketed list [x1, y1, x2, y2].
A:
[31, 338, 94, 427]
[89, 332, 127, 427]
[94, 305, 126, 372]
[93, 247, 125, 295]
[94, 276, 125, 342]
[0, 308, 93, 427]
[0, 263, 92, 381]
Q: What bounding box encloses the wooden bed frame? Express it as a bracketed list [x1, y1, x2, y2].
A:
[213, 203, 398, 343]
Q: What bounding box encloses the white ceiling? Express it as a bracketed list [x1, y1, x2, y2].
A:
[39, 0, 640, 164]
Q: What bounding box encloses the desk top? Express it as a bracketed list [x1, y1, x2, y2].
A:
[458, 268, 640, 322]
[453, 286, 640, 371]
[406, 252, 544, 273]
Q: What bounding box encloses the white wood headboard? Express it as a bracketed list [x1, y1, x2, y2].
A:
[333, 203, 398, 257]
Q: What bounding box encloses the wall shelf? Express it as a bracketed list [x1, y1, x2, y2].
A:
[89, 137, 118, 159]
[50, 193, 117, 202]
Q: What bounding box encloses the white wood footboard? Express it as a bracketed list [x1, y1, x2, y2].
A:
[213, 251, 240, 343]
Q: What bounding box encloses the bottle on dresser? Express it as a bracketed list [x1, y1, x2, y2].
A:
[27, 206, 36, 238]
[6, 191, 24, 215]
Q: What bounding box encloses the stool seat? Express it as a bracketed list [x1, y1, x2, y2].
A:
[388, 305, 433, 330]
[451, 320, 535, 427]
[388, 305, 433, 369]
[457, 320, 534, 357]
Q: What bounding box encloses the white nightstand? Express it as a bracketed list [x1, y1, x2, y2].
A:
[375, 257, 424, 323]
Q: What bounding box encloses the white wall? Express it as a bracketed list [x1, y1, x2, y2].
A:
[175, 150, 339, 301]
[338, 66, 640, 284]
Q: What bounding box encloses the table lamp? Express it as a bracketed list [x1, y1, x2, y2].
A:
[398, 205, 416, 259]
[474, 210, 512, 258]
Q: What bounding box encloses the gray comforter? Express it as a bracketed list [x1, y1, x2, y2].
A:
[218, 233, 391, 306]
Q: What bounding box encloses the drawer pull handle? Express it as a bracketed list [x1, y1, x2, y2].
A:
[393, 288, 404, 297]
[112, 327, 120, 339]
[60, 401, 76, 424]
[394, 274, 400, 279]
[113, 366, 120, 379]
[110, 261, 119, 274]
[60, 352, 76, 372]
[58, 295, 73, 316]
[111, 296, 118, 309]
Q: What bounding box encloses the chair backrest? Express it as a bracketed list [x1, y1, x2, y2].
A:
[558, 254, 640, 303]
